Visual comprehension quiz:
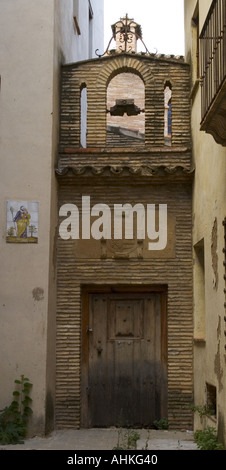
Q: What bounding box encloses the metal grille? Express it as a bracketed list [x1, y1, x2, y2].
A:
[200, 0, 226, 122]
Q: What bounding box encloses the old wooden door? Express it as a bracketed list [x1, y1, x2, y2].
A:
[82, 289, 167, 428]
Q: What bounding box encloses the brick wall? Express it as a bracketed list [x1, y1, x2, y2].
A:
[56, 52, 193, 430]
[56, 177, 193, 429]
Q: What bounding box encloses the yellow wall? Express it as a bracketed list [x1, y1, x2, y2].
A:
[184, 0, 226, 446]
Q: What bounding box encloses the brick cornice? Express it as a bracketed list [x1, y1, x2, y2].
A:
[56, 164, 194, 183]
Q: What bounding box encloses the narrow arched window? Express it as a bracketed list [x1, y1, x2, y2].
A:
[164, 82, 172, 146]
[80, 85, 87, 148]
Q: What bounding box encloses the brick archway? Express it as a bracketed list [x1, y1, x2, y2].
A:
[97, 55, 153, 89]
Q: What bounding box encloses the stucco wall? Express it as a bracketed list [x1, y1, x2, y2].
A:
[0, 0, 104, 436]
[0, 0, 56, 435]
[54, 0, 104, 64]
[184, 0, 226, 446]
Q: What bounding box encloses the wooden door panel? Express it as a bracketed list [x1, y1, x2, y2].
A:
[88, 295, 109, 426]
[114, 340, 134, 425]
[84, 290, 167, 428]
[108, 298, 144, 339]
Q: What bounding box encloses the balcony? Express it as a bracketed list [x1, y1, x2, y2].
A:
[200, 0, 226, 146]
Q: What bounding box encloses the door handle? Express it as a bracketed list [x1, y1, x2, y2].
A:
[86, 327, 93, 333]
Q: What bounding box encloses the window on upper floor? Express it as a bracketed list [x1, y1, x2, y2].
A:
[191, 2, 200, 84]
[80, 85, 87, 148]
[164, 82, 172, 146]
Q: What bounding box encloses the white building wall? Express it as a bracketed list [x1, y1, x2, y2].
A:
[91, 0, 105, 58]
[54, 0, 104, 64]
[0, 0, 104, 435]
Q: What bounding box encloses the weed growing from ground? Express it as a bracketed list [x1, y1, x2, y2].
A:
[153, 417, 168, 430]
[0, 375, 33, 445]
[113, 428, 140, 450]
[194, 426, 223, 450]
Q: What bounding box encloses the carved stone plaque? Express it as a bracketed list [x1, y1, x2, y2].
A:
[72, 214, 175, 260]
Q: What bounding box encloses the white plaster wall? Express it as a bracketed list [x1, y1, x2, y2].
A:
[54, 0, 104, 64]
[0, 0, 56, 434]
[0, 0, 104, 436]
[91, 0, 105, 57]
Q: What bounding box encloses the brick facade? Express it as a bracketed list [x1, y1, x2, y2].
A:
[59, 53, 190, 150]
[56, 52, 193, 430]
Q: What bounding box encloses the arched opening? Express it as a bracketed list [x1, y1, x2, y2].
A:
[106, 72, 145, 147]
[80, 84, 87, 148]
[164, 81, 172, 146]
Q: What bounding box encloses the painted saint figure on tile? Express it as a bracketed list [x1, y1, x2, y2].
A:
[13, 206, 31, 238]
[6, 201, 39, 243]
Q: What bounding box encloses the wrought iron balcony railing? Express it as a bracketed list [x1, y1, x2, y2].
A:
[200, 0, 226, 145]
